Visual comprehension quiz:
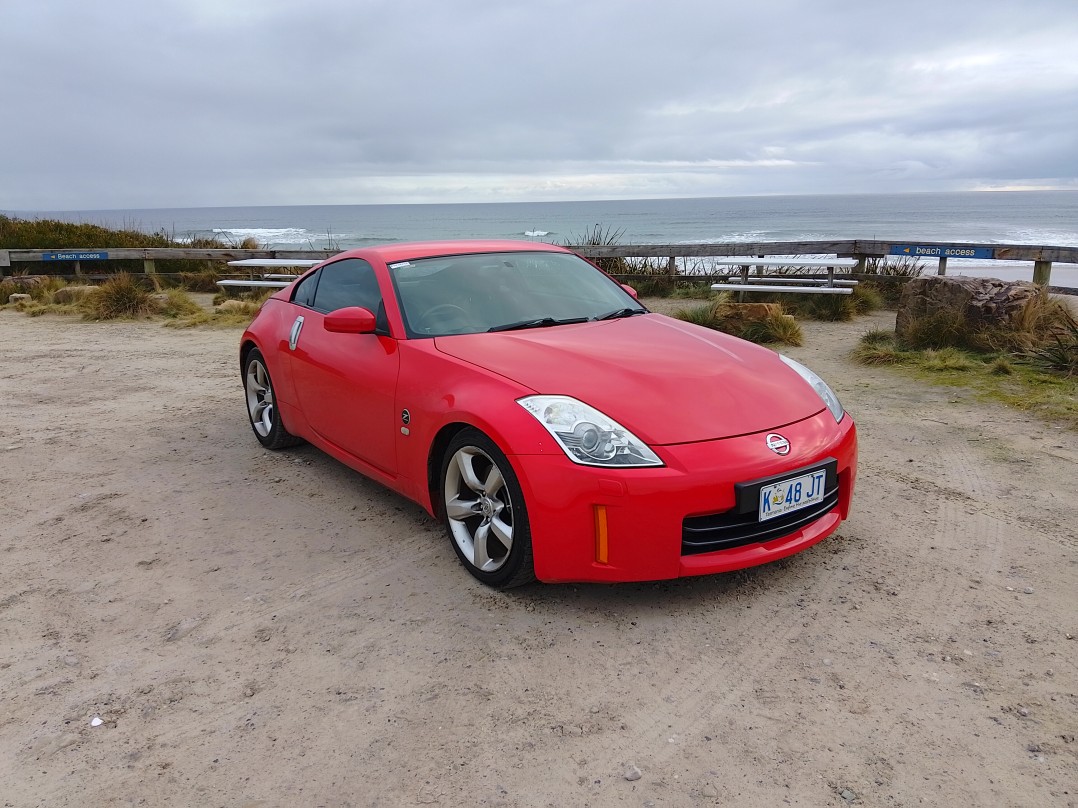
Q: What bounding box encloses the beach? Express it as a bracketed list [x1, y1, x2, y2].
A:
[1, 306, 1075, 806]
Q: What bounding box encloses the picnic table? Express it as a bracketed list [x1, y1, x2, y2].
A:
[710, 257, 859, 295]
[217, 258, 322, 290]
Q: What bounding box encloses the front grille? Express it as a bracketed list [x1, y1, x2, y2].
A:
[681, 485, 839, 556]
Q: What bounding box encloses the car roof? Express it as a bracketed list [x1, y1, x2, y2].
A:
[332, 240, 572, 265]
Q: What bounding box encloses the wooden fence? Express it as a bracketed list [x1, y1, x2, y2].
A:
[2, 239, 1077, 291]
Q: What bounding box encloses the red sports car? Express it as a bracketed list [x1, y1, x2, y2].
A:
[240, 240, 856, 588]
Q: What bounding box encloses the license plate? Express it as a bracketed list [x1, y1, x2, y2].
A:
[758, 469, 828, 521]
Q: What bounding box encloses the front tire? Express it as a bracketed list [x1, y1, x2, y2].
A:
[243, 348, 301, 450]
[440, 428, 535, 588]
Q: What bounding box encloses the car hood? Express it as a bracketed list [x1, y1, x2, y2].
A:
[433, 314, 826, 445]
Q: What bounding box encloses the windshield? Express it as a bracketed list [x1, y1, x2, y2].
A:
[389, 251, 645, 337]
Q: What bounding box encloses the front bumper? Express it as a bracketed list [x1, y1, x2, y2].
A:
[512, 409, 857, 583]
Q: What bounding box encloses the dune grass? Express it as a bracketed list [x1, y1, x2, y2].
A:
[0, 213, 245, 278]
[851, 324, 1078, 428]
[673, 300, 804, 346]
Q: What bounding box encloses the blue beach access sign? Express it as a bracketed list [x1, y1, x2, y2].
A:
[890, 245, 995, 260]
[42, 251, 109, 261]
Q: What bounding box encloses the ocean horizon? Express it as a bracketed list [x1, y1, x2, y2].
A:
[7, 190, 1078, 287]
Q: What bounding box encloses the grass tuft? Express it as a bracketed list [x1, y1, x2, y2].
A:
[673, 301, 803, 346]
[988, 356, 1015, 375]
[920, 347, 977, 372]
[850, 283, 884, 314]
[83, 273, 159, 320]
[178, 268, 222, 292]
[159, 289, 203, 318]
[1023, 314, 1078, 377]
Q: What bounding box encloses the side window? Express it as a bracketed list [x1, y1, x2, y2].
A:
[292, 269, 320, 308]
[311, 258, 383, 315]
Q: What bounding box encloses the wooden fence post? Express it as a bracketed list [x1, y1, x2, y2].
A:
[143, 259, 161, 291]
[1033, 260, 1052, 286]
[666, 256, 676, 276]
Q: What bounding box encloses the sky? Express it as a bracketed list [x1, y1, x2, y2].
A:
[3, 0, 1077, 211]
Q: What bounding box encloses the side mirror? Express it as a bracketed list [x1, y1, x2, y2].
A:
[324, 306, 377, 334]
[620, 283, 639, 299]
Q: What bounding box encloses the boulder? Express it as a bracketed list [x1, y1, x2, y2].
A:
[8, 293, 32, 304]
[896, 275, 1038, 339]
[216, 299, 250, 313]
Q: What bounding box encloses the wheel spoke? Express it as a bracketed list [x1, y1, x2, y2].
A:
[454, 450, 485, 494]
[481, 464, 504, 497]
[472, 522, 493, 570]
[488, 515, 513, 554]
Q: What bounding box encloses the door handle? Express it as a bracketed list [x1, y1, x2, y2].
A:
[288, 316, 305, 351]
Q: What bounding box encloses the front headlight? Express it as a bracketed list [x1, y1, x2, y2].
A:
[779, 355, 845, 422]
[517, 395, 663, 468]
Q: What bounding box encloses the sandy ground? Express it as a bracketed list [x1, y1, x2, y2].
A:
[0, 303, 1075, 808]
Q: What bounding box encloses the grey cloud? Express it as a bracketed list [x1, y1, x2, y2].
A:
[2, 0, 1076, 209]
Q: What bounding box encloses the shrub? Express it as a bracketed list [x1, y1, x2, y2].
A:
[741, 313, 804, 346]
[988, 356, 1015, 375]
[563, 224, 631, 274]
[851, 330, 907, 365]
[82, 273, 159, 319]
[178, 268, 222, 292]
[860, 327, 895, 347]
[898, 309, 967, 350]
[852, 343, 906, 365]
[862, 255, 925, 278]
[159, 289, 203, 318]
[850, 283, 884, 314]
[1024, 314, 1078, 377]
[899, 287, 1075, 355]
[857, 257, 924, 306]
[631, 276, 675, 297]
[673, 301, 803, 346]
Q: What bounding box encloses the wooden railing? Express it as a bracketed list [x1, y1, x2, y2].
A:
[2, 239, 1077, 289]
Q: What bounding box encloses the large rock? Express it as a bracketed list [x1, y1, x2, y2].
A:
[896, 275, 1038, 339]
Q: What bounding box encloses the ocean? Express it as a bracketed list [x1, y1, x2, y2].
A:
[8, 191, 1078, 287]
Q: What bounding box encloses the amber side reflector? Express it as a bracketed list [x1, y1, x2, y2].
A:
[594, 504, 609, 564]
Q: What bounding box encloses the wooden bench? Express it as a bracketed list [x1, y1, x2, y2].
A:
[710, 257, 859, 295]
[225, 259, 322, 270]
[217, 279, 294, 289]
[217, 258, 322, 291]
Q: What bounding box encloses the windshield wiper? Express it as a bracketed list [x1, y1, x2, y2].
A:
[488, 316, 591, 333]
[593, 307, 647, 321]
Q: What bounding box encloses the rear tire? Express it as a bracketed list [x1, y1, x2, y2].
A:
[440, 428, 535, 588]
[243, 348, 301, 450]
